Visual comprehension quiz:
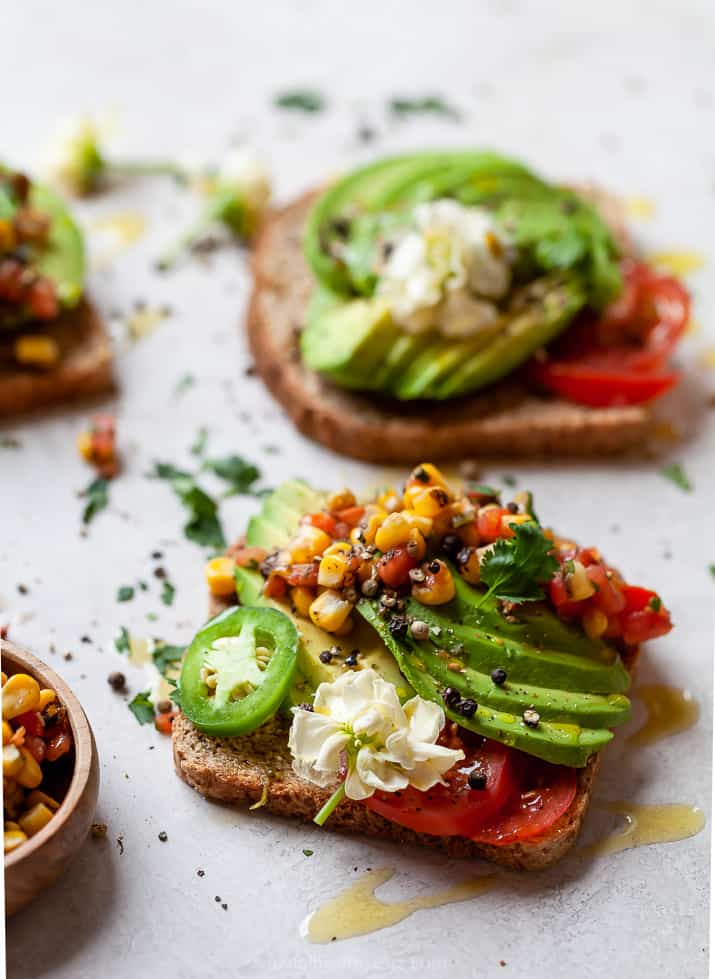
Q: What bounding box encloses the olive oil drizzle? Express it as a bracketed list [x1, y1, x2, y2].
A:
[302, 868, 494, 943]
[582, 802, 705, 859]
[629, 685, 699, 746]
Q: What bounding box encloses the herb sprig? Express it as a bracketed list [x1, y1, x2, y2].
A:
[478, 521, 559, 605]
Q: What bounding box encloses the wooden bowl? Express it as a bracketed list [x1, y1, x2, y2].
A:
[3, 639, 100, 916]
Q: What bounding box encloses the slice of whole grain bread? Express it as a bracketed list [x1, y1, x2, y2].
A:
[247, 191, 650, 463]
[0, 299, 113, 417]
[172, 543, 636, 871]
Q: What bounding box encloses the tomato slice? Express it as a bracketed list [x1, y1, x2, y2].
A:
[529, 260, 690, 407]
[469, 760, 577, 846]
[376, 547, 418, 589]
[364, 739, 517, 837]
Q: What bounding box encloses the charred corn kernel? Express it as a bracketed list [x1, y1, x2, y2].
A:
[2, 721, 13, 745]
[25, 790, 60, 812]
[318, 549, 350, 588]
[38, 688, 56, 709]
[565, 560, 595, 602]
[3, 744, 24, 777]
[2, 674, 41, 720]
[19, 802, 54, 837]
[403, 484, 451, 517]
[13, 334, 60, 368]
[4, 830, 27, 853]
[291, 586, 314, 618]
[456, 547, 481, 584]
[347, 505, 386, 546]
[412, 561, 456, 606]
[76, 430, 94, 462]
[326, 488, 356, 512]
[309, 590, 353, 632]
[582, 607, 609, 640]
[333, 615, 355, 637]
[377, 489, 401, 513]
[375, 512, 432, 552]
[406, 463, 448, 490]
[0, 219, 16, 251]
[406, 527, 427, 561]
[16, 747, 43, 789]
[4, 821, 20, 832]
[457, 519, 480, 547]
[205, 556, 238, 597]
[289, 525, 332, 563]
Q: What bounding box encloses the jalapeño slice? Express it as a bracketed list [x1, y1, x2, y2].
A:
[180, 605, 299, 736]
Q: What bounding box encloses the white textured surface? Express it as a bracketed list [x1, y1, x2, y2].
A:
[2, 2, 713, 977]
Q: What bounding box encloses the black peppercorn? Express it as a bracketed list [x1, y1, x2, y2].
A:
[441, 534, 462, 559]
[491, 668, 507, 686]
[441, 686, 461, 707]
[428, 560, 441, 574]
[319, 650, 333, 664]
[459, 698, 478, 718]
[108, 671, 126, 692]
[523, 709, 540, 728]
[345, 650, 359, 667]
[467, 770, 488, 790]
[389, 615, 409, 640]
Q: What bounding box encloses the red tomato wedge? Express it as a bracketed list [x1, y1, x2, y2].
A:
[529, 260, 690, 407]
[364, 740, 518, 838]
[468, 760, 578, 846]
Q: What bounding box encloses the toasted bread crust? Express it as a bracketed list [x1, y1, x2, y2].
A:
[0, 299, 113, 417]
[247, 191, 650, 463]
[173, 541, 635, 871]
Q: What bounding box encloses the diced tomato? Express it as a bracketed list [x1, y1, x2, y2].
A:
[621, 585, 658, 612]
[585, 564, 626, 616]
[376, 547, 418, 589]
[549, 574, 581, 618]
[27, 277, 59, 319]
[45, 729, 72, 762]
[469, 759, 577, 845]
[364, 739, 518, 837]
[528, 261, 690, 407]
[14, 710, 44, 737]
[333, 506, 365, 527]
[283, 563, 320, 588]
[618, 586, 672, 644]
[233, 546, 267, 568]
[303, 512, 337, 536]
[263, 574, 288, 599]
[477, 506, 509, 544]
[24, 734, 46, 763]
[332, 521, 350, 540]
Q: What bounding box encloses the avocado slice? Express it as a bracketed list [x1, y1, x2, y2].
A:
[246, 479, 325, 549]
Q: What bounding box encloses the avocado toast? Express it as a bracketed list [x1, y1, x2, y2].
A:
[248, 152, 689, 461]
[173, 464, 670, 870]
[0, 165, 113, 416]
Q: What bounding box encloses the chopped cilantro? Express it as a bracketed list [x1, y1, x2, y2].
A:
[151, 462, 226, 549]
[117, 585, 135, 603]
[203, 455, 261, 497]
[161, 580, 176, 606]
[660, 462, 693, 492]
[146, 612, 159, 622]
[152, 642, 184, 676]
[502, 474, 517, 487]
[648, 595, 662, 612]
[479, 521, 559, 605]
[302, 848, 314, 857]
[114, 626, 131, 653]
[128, 691, 155, 725]
[0, 435, 21, 449]
[389, 95, 461, 120]
[274, 90, 325, 113]
[174, 373, 196, 396]
[190, 426, 209, 457]
[708, 564, 715, 581]
[81, 477, 109, 525]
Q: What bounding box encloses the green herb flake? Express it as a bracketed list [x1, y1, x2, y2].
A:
[174, 373, 196, 396]
[152, 642, 185, 677]
[274, 90, 325, 113]
[648, 595, 662, 612]
[151, 461, 226, 549]
[117, 585, 135, 603]
[190, 426, 209, 457]
[501, 474, 517, 487]
[660, 462, 693, 492]
[161, 580, 176, 607]
[114, 626, 131, 653]
[479, 521, 559, 605]
[0, 435, 21, 449]
[203, 455, 261, 497]
[389, 95, 461, 120]
[302, 848, 314, 857]
[709, 564, 715, 581]
[81, 477, 109, 525]
[128, 691, 155, 725]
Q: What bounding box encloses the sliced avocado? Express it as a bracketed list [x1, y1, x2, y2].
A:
[235, 566, 412, 702]
[246, 515, 291, 550]
[246, 479, 327, 550]
[371, 330, 435, 390]
[434, 274, 586, 399]
[359, 601, 616, 768]
[29, 183, 85, 309]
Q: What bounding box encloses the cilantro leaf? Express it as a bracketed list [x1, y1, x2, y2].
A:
[128, 691, 155, 725]
[389, 95, 460, 120]
[81, 477, 109, 525]
[151, 462, 226, 549]
[190, 426, 209, 457]
[114, 626, 131, 653]
[151, 461, 191, 481]
[152, 642, 184, 677]
[274, 90, 325, 113]
[479, 521, 559, 605]
[660, 463, 693, 492]
[160, 580, 176, 606]
[709, 564, 715, 581]
[203, 455, 261, 497]
[117, 585, 135, 603]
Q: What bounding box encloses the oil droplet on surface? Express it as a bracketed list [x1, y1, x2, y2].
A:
[126, 305, 170, 341]
[302, 868, 493, 943]
[583, 802, 705, 859]
[625, 196, 655, 220]
[648, 250, 705, 276]
[629, 685, 699, 746]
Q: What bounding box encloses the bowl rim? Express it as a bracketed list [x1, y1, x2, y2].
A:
[3, 639, 96, 868]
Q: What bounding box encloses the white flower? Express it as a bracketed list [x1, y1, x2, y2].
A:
[289, 669, 463, 803]
[377, 198, 512, 337]
[46, 115, 106, 195]
[217, 147, 271, 233]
